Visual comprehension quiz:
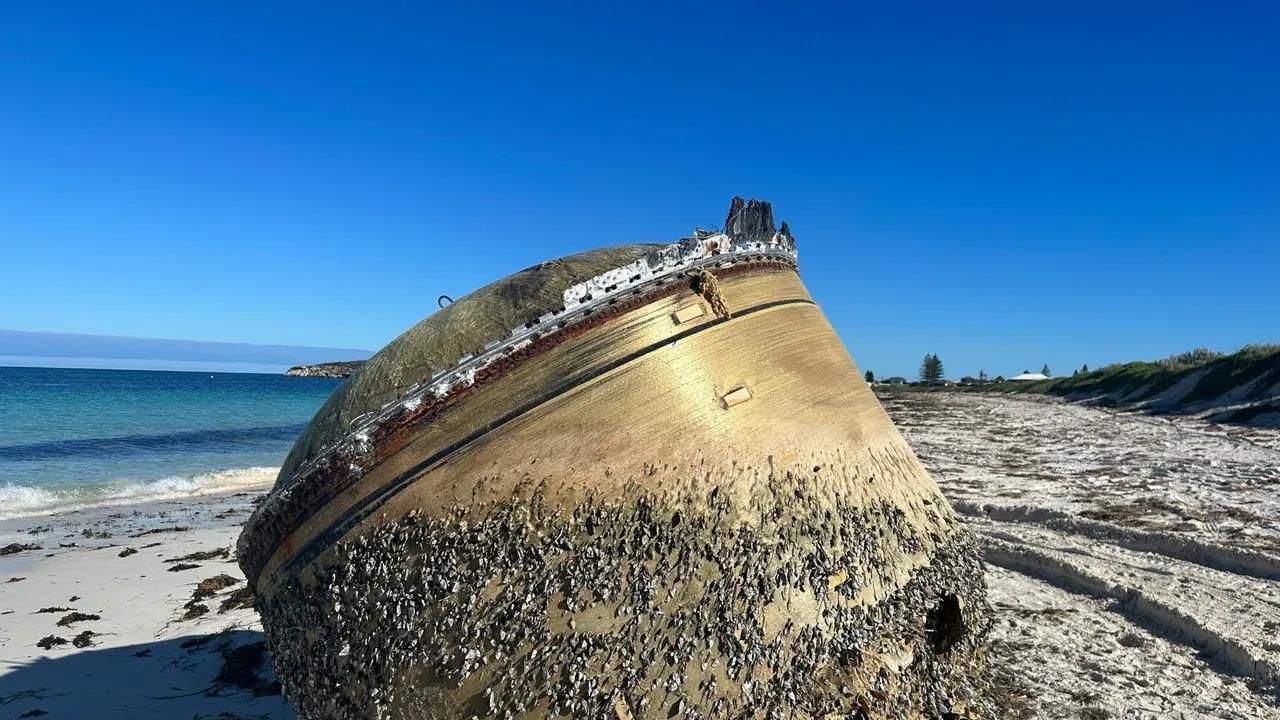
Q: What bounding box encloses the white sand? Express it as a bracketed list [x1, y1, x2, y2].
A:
[884, 391, 1280, 718]
[0, 487, 293, 719]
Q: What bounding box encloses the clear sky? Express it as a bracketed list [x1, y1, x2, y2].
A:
[1, 2, 1276, 379]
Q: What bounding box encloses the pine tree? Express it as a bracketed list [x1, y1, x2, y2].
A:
[864, 370, 874, 383]
[1081, 364, 1089, 374]
[978, 369, 986, 382]
[1041, 363, 1051, 377]
[919, 354, 944, 382]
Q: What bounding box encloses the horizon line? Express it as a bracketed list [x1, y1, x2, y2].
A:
[0, 327, 371, 354]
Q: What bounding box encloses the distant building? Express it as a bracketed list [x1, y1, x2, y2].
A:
[882, 376, 908, 385]
[1009, 371, 1049, 381]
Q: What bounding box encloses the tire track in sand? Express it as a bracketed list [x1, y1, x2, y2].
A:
[977, 519, 1280, 697]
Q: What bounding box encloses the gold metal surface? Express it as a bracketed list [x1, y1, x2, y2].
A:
[257, 267, 821, 585]
[258, 266, 952, 594]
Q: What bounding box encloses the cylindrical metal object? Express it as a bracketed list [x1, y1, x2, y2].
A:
[240, 199, 990, 719]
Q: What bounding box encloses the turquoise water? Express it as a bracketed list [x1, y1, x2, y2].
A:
[0, 366, 341, 518]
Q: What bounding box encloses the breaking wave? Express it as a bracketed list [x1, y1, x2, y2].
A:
[0, 466, 278, 520]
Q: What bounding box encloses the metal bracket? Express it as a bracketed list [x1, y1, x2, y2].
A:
[721, 386, 753, 409]
[671, 303, 706, 325]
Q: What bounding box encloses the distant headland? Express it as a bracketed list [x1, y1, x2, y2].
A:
[284, 360, 364, 378]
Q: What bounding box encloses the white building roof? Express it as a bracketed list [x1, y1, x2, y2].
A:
[1010, 372, 1049, 381]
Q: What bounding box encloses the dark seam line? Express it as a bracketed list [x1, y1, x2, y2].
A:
[273, 297, 816, 579]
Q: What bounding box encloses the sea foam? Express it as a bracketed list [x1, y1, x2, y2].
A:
[0, 466, 278, 520]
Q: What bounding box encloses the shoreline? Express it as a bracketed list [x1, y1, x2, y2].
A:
[0, 478, 274, 540]
[0, 466, 280, 524]
[0, 484, 293, 719]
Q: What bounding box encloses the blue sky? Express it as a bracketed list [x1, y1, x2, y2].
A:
[1, 2, 1276, 378]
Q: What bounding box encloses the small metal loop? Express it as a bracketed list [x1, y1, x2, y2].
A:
[437, 295, 454, 308]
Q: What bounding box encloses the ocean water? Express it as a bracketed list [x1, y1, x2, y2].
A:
[0, 366, 341, 519]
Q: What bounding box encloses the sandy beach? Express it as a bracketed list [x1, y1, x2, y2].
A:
[883, 391, 1280, 719]
[0, 486, 293, 719]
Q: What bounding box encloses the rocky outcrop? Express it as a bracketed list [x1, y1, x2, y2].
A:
[284, 361, 363, 378]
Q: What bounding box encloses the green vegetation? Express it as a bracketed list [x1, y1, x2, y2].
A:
[880, 345, 1280, 426]
[919, 354, 944, 382]
[1162, 347, 1223, 368]
[1012, 361, 1172, 402]
[1179, 344, 1280, 404]
[961, 344, 1278, 408]
[1027, 344, 1280, 409]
